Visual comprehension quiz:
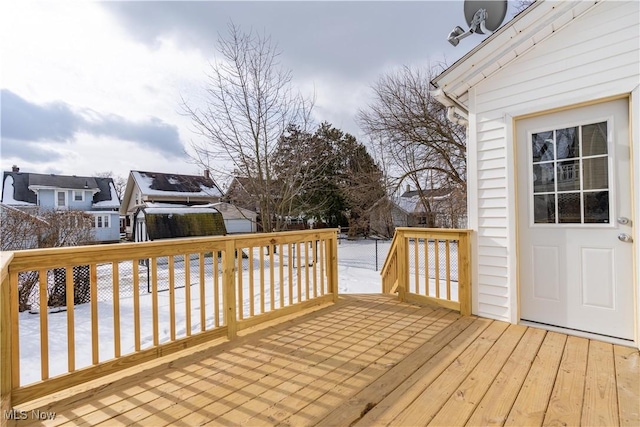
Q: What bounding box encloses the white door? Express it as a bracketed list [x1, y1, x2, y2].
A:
[517, 99, 634, 340]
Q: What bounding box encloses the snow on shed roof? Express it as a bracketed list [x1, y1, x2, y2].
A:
[143, 207, 221, 215]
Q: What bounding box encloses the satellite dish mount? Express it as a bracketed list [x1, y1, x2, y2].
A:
[448, 0, 507, 47]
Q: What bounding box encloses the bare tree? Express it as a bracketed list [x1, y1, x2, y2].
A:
[358, 66, 467, 227]
[184, 23, 314, 232]
[0, 204, 44, 251]
[0, 206, 95, 311]
[514, 1, 535, 14]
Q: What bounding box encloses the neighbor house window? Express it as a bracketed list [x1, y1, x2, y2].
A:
[56, 191, 67, 208]
[95, 215, 110, 228]
[74, 190, 84, 202]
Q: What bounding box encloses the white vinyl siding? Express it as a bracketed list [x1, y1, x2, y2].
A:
[466, 1, 639, 321]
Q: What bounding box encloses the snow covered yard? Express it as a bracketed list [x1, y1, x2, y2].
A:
[16, 238, 459, 386]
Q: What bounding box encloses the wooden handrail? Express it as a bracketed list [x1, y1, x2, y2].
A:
[380, 231, 401, 294]
[1, 230, 338, 407]
[1, 252, 15, 423]
[380, 231, 400, 276]
[380, 228, 471, 316]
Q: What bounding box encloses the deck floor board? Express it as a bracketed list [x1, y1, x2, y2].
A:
[9, 294, 639, 427]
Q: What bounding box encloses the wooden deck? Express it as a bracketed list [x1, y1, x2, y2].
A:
[9, 294, 639, 426]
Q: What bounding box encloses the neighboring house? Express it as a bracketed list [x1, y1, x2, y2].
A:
[223, 176, 260, 213]
[1, 166, 121, 243]
[431, 0, 639, 345]
[223, 176, 290, 232]
[395, 186, 467, 229]
[208, 202, 258, 234]
[369, 186, 467, 237]
[120, 170, 223, 239]
[368, 197, 409, 238]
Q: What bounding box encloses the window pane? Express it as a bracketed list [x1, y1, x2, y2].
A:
[583, 157, 608, 190]
[533, 163, 555, 193]
[582, 122, 607, 156]
[98, 217, 102, 228]
[57, 192, 65, 206]
[556, 127, 579, 160]
[104, 216, 109, 228]
[584, 191, 609, 223]
[74, 191, 82, 201]
[534, 194, 555, 223]
[532, 131, 554, 162]
[558, 192, 581, 223]
[556, 160, 580, 191]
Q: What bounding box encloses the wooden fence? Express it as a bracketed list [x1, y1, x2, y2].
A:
[381, 228, 471, 315]
[0, 230, 338, 409]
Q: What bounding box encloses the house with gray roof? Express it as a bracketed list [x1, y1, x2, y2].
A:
[1, 166, 121, 243]
[120, 170, 223, 239]
[369, 185, 467, 237]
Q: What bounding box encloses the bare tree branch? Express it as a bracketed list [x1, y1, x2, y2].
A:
[183, 22, 314, 231]
[357, 66, 467, 226]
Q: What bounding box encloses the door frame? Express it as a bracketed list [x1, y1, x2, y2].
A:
[510, 93, 639, 347]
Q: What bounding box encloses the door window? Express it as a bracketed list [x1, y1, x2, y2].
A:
[531, 122, 609, 224]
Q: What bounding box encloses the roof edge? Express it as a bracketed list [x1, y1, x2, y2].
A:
[432, 0, 544, 87]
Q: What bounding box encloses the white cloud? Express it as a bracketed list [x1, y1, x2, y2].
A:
[1, 2, 209, 178]
[1, 0, 509, 180]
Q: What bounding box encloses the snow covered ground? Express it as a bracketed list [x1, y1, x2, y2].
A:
[17, 238, 458, 385]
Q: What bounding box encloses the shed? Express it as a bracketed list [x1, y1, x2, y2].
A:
[208, 202, 257, 234]
[431, 0, 639, 346]
[133, 206, 226, 242]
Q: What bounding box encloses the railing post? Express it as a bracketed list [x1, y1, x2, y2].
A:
[458, 232, 471, 316]
[1, 253, 14, 425]
[223, 240, 237, 339]
[397, 232, 407, 302]
[327, 232, 339, 302]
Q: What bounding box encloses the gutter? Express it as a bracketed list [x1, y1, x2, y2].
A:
[431, 88, 469, 127]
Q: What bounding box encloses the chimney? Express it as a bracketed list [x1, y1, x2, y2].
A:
[11, 165, 19, 173]
[204, 169, 211, 180]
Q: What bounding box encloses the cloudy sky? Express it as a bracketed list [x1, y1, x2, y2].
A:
[1, 1, 518, 188]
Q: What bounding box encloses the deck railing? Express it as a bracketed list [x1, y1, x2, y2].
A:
[0, 229, 338, 409]
[381, 228, 471, 315]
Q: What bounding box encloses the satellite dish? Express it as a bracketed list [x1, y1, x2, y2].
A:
[448, 0, 508, 46]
